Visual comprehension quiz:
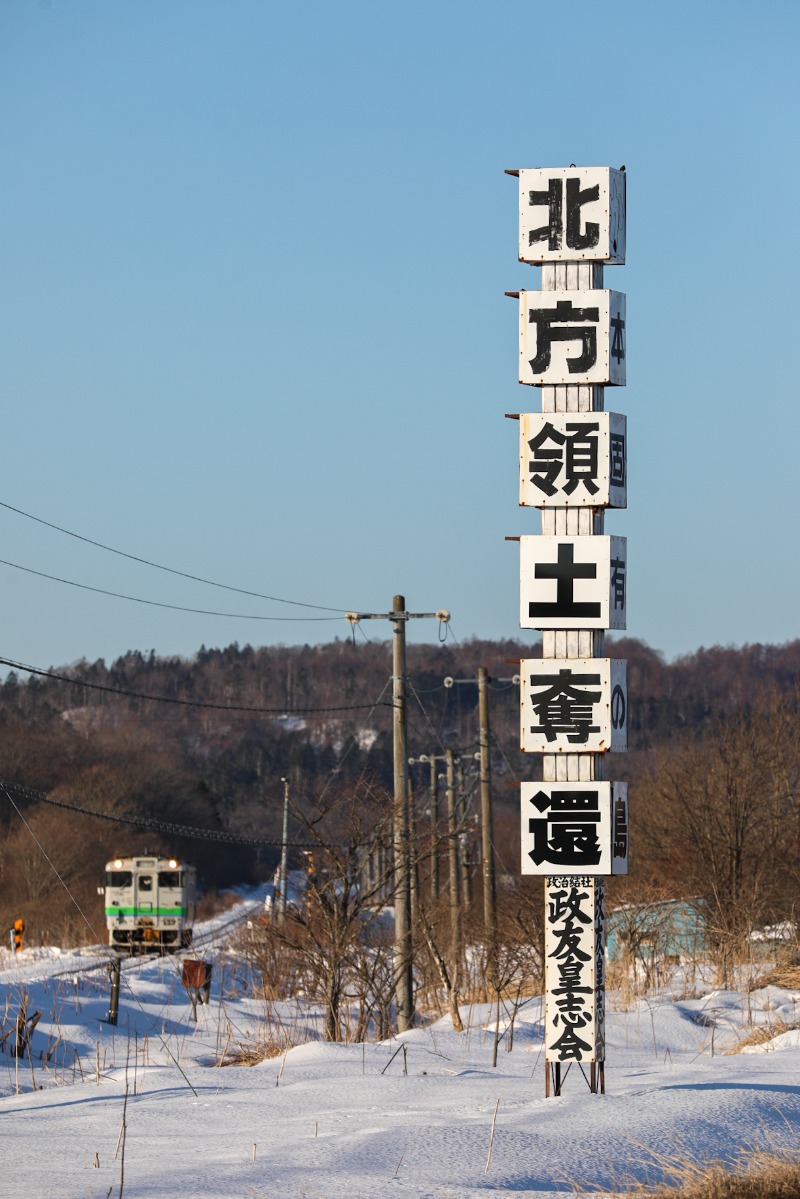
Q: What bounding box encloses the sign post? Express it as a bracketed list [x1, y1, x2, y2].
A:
[507, 165, 629, 1096]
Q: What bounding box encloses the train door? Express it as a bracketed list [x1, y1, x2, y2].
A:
[135, 870, 155, 916]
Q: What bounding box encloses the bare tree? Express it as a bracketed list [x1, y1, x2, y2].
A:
[245, 779, 395, 1042]
[646, 703, 800, 985]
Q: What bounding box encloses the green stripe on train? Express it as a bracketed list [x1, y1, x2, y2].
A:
[105, 908, 187, 917]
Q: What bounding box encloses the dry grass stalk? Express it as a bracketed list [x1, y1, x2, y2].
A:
[576, 1144, 800, 1199]
[750, 965, 800, 991]
[726, 1018, 797, 1053]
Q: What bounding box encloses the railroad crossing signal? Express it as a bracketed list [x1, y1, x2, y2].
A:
[11, 917, 24, 952]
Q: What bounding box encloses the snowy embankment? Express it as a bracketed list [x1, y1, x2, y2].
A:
[2, 907, 800, 1198]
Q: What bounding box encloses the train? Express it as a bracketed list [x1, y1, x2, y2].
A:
[102, 855, 197, 954]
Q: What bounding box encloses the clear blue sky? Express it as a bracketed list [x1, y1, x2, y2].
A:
[1, 0, 797, 669]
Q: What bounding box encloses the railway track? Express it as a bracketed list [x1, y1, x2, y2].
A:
[0, 894, 265, 987]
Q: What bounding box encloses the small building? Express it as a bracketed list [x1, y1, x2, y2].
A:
[606, 899, 706, 966]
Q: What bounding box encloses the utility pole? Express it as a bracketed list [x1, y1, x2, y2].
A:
[279, 776, 290, 923]
[445, 749, 462, 965]
[455, 757, 472, 911]
[477, 667, 494, 944]
[443, 669, 517, 946]
[346, 598, 450, 1033]
[408, 752, 448, 902]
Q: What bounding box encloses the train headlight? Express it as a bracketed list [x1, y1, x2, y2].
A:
[114, 859, 123, 869]
[168, 858, 178, 868]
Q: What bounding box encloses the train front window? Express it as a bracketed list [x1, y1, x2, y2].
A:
[158, 871, 183, 888]
[139, 875, 153, 892]
[106, 872, 132, 888]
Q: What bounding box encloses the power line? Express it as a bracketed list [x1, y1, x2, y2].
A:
[0, 499, 347, 612]
[317, 676, 393, 803]
[0, 778, 319, 848]
[0, 655, 392, 714]
[2, 778, 379, 852]
[0, 557, 343, 621]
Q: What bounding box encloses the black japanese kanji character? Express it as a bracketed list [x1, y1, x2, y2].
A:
[528, 789, 602, 867]
[547, 886, 593, 927]
[552, 960, 592, 992]
[613, 796, 628, 859]
[548, 927, 592, 963]
[550, 1020, 593, 1060]
[528, 300, 599, 375]
[529, 543, 601, 622]
[552, 991, 592, 1014]
[609, 432, 626, 488]
[610, 556, 626, 610]
[527, 421, 600, 498]
[530, 669, 602, 744]
[610, 312, 625, 363]
[527, 176, 600, 253]
[611, 683, 626, 731]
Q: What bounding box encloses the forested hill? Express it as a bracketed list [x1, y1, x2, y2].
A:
[1, 634, 799, 943]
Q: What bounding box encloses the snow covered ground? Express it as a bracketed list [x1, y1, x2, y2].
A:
[2, 902, 800, 1199]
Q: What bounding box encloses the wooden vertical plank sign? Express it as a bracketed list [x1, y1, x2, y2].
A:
[508, 165, 628, 1096]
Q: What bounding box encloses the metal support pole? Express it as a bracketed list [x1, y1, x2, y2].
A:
[279, 776, 290, 923]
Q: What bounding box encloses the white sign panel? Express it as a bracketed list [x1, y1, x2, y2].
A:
[519, 290, 626, 386]
[594, 882, 606, 1059]
[521, 783, 613, 875]
[518, 167, 626, 265]
[611, 782, 629, 876]
[520, 536, 627, 631]
[545, 878, 604, 1061]
[519, 412, 626, 509]
[520, 657, 627, 753]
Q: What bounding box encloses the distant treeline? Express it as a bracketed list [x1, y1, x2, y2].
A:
[1, 634, 799, 945]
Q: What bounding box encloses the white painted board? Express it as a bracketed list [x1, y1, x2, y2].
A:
[520, 535, 627, 631]
[521, 782, 614, 874]
[594, 882, 606, 1058]
[519, 290, 626, 386]
[611, 783, 629, 876]
[518, 167, 626, 264]
[545, 877, 603, 1061]
[520, 657, 627, 753]
[520, 412, 627, 508]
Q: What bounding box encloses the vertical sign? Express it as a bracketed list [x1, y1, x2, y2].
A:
[510, 164, 629, 1095]
[519, 413, 627, 509]
[518, 167, 626, 265]
[544, 878, 604, 1061]
[521, 782, 628, 876]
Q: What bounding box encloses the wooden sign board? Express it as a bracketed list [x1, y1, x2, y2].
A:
[520, 657, 627, 753]
[519, 290, 626, 386]
[519, 412, 627, 508]
[545, 877, 605, 1061]
[520, 535, 627, 631]
[521, 782, 628, 875]
[518, 167, 626, 265]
